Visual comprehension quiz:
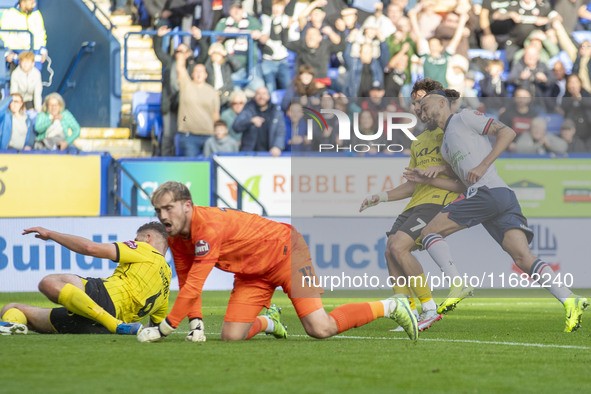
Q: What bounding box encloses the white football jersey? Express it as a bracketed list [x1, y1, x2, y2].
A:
[441, 109, 508, 190]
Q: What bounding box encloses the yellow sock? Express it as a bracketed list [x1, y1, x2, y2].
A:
[393, 284, 416, 310]
[410, 273, 433, 305]
[2, 308, 27, 325]
[58, 283, 119, 333]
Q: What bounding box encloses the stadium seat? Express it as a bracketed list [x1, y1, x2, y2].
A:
[572, 30, 591, 44]
[327, 67, 340, 80]
[496, 49, 509, 71]
[271, 89, 286, 106]
[540, 113, 564, 135]
[132, 91, 163, 140]
[548, 51, 574, 74]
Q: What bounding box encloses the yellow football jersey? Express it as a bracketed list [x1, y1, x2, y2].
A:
[404, 128, 459, 211]
[103, 241, 171, 324]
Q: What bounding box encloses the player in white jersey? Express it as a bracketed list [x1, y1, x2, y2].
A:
[413, 89, 587, 332]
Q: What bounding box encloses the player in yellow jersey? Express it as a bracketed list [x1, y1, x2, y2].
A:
[360, 79, 466, 331]
[0, 222, 172, 336]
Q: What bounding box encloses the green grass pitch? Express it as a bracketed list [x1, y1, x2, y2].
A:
[1, 289, 590, 394]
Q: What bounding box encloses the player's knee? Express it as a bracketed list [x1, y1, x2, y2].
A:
[304, 324, 333, 339]
[220, 331, 247, 341]
[1, 303, 19, 316]
[38, 275, 61, 300]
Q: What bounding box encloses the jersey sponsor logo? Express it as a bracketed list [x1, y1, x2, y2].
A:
[124, 240, 138, 249]
[195, 240, 210, 257]
[466, 186, 478, 198]
[473, 111, 484, 116]
[415, 146, 440, 157]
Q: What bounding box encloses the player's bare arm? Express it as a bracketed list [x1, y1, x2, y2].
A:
[360, 181, 415, 212]
[467, 120, 516, 184]
[23, 227, 117, 261]
[403, 168, 467, 193]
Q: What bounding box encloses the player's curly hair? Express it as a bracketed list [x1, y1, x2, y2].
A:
[151, 181, 193, 206]
[411, 78, 444, 98]
[137, 221, 168, 242]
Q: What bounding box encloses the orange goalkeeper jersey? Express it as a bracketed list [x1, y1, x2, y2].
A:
[167, 206, 292, 326]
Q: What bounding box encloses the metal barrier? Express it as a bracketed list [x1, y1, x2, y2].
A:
[107, 159, 151, 216]
[84, 0, 117, 32]
[212, 157, 268, 216]
[58, 41, 96, 95]
[123, 30, 255, 85]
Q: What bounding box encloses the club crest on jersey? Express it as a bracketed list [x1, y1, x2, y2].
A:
[124, 241, 138, 249]
[195, 240, 210, 257]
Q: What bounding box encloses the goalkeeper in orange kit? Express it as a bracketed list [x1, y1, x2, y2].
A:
[129, 181, 419, 343]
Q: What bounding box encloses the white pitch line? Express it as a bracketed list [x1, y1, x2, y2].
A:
[187, 332, 590, 350]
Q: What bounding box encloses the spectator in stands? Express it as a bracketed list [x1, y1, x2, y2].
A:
[360, 2, 396, 38]
[507, 44, 556, 111]
[111, 0, 129, 15]
[492, 0, 558, 62]
[221, 90, 247, 144]
[480, 0, 511, 50]
[351, 110, 384, 155]
[512, 30, 559, 67]
[408, 0, 442, 40]
[205, 42, 242, 108]
[153, 25, 203, 157]
[285, 101, 310, 152]
[384, 16, 416, 98]
[334, 7, 361, 36]
[559, 118, 590, 153]
[409, 3, 469, 88]
[561, 73, 591, 144]
[259, 0, 292, 93]
[176, 57, 220, 157]
[214, 0, 265, 91]
[554, 0, 586, 34]
[203, 120, 239, 157]
[9, 51, 42, 113]
[233, 86, 286, 156]
[479, 58, 508, 116]
[0, 93, 35, 151]
[550, 60, 568, 114]
[343, 26, 389, 98]
[433, 9, 473, 60]
[281, 64, 323, 112]
[499, 87, 539, 135]
[0, 0, 47, 70]
[282, 25, 345, 80]
[553, 19, 591, 94]
[298, 0, 340, 44]
[446, 54, 469, 96]
[34, 93, 80, 152]
[510, 116, 568, 154]
[578, 2, 591, 31]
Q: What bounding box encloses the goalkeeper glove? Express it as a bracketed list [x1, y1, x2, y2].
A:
[359, 192, 388, 212]
[137, 318, 175, 343]
[185, 318, 206, 342]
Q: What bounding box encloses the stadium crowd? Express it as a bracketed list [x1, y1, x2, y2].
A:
[2, 0, 591, 155]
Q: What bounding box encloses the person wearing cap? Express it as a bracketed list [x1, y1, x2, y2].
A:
[205, 42, 243, 107]
[558, 118, 590, 153]
[214, 0, 265, 91]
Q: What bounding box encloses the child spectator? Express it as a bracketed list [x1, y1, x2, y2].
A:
[34, 93, 80, 152]
[10, 51, 42, 112]
[0, 93, 35, 150]
[203, 120, 240, 157]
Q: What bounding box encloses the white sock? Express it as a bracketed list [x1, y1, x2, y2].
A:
[262, 316, 275, 333]
[423, 233, 463, 281]
[381, 299, 394, 316]
[529, 259, 572, 303]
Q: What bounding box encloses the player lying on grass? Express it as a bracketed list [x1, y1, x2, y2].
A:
[412, 89, 588, 332]
[118, 181, 419, 343]
[360, 79, 466, 332]
[0, 222, 174, 336]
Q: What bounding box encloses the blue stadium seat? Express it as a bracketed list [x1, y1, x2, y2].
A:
[540, 113, 564, 135]
[327, 67, 339, 80]
[572, 30, 591, 44]
[132, 91, 163, 140]
[271, 89, 285, 106]
[548, 50, 574, 74]
[496, 49, 509, 71]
